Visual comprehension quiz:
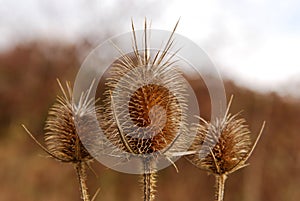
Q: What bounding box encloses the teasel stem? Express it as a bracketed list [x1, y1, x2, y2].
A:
[215, 174, 227, 201]
[76, 162, 90, 201]
[142, 159, 156, 201]
[143, 173, 151, 201]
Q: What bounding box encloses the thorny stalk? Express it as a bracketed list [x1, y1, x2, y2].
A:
[76, 162, 90, 201]
[215, 174, 227, 201]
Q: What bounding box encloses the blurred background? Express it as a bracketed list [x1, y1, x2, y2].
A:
[0, 0, 299, 201]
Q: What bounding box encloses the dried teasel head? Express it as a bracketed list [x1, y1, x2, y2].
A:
[100, 20, 188, 157]
[24, 79, 101, 164]
[23, 80, 102, 201]
[186, 96, 265, 176]
[186, 96, 265, 201]
[99, 19, 189, 201]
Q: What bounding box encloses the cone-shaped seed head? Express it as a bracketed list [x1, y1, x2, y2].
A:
[100, 23, 188, 156]
[45, 81, 100, 163]
[187, 108, 253, 175]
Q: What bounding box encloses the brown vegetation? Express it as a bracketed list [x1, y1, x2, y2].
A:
[0, 42, 299, 201]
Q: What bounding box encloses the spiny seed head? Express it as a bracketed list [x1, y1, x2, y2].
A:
[44, 80, 100, 163]
[187, 114, 251, 175]
[186, 98, 264, 176]
[100, 21, 188, 156]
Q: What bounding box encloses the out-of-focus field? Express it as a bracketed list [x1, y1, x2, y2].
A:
[0, 42, 300, 201]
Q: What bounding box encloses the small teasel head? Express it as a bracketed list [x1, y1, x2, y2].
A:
[45, 81, 92, 162]
[24, 79, 102, 201]
[186, 96, 265, 176]
[24, 79, 101, 164]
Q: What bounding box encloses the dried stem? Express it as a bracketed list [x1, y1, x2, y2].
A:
[143, 173, 151, 201]
[76, 162, 90, 201]
[143, 173, 157, 201]
[142, 160, 156, 201]
[215, 174, 227, 201]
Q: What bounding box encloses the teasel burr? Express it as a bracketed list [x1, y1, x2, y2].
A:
[23, 79, 101, 201]
[186, 96, 265, 201]
[99, 19, 188, 201]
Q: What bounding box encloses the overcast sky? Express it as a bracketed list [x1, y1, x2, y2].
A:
[1, 0, 300, 96]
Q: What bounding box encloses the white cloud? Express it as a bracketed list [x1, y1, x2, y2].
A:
[0, 0, 299, 95]
[158, 0, 300, 95]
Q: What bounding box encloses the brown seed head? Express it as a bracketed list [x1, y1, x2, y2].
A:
[100, 21, 188, 156]
[44, 80, 100, 163]
[186, 97, 265, 175]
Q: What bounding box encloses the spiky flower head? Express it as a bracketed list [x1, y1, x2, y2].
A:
[44, 80, 101, 163]
[99, 20, 190, 201]
[186, 97, 265, 176]
[100, 20, 188, 157]
[23, 80, 101, 201]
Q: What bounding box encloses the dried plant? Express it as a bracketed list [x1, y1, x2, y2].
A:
[99, 20, 188, 201]
[186, 96, 265, 201]
[23, 79, 101, 201]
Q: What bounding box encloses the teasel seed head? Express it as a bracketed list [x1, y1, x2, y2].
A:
[186, 96, 265, 201]
[100, 20, 188, 157]
[23, 79, 102, 201]
[43, 79, 100, 163]
[186, 96, 265, 176]
[99, 19, 188, 201]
